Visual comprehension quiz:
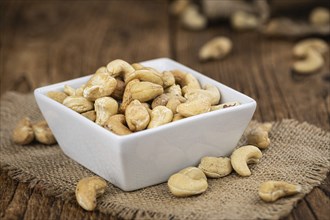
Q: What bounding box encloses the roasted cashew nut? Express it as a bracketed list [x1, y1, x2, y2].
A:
[168, 167, 208, 197]
[199, 37, 232, 61]
[231, 145, 262, 176]
[198, 157, 232, 178]
[130, 81, 164, 102]
[94, 97, 118, 126]
[247, 124, 271, 149]
[125, 69, 163, 86]
[211, 101, 240, 111]
[120, 79, 140, 113]
[259, 181, 302, 202]
[148, 106, 173, 129]
[104, 114, 132, 135]
[171, 70, 201, 95]
[83, 72, 117, 101]
[12, 117, 34, 145]
[81, 110, 96, 122]
[32, 120, 56, 145]
[125, 100, 150, 131]
[63, 96, 94, 113]
[47, 91, 68, 103]
[75, 176, 107, 211]
[293, 48, 324, 74]
[177, 91, 212, 117]
[230, 11, 258, 31]
[106, 59, 135, 78]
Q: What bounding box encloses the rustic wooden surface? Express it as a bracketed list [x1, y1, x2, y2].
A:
[0, 0, 329, 219]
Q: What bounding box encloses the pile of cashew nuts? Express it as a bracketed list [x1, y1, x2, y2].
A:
[47, 59, 240, 135]
[168, 122, 302, 202]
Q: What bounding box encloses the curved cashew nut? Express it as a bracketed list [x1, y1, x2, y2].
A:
[130, 81, 164, 102]
[95, 66, 108, 74]
[125, 69, 163, 86]
[94, 97, 118, 126]
[309, 7, 330, 27]
[148, 106, 173, 129]
[81, 110, 96, 122]
[125, 100, 150, 131]
[120, 79, 140, 113]
[161, 71, 175, 88]
[230, 11, 258, 31]
[293, 38, 328, 58]
[211, 101, 240, 111]
[293, 48, 324, 74]
[168, 167, 208, 197]
[166, 98, 182, 114]
[12, 117, 34, 145]
[198, 157, 232, 178]
[32, 120, 57, 145]
[63, 96, 94, 113]
[171, 70, 201, 92]
[106, 59, 135, 78]
[231, 145, 262, 176]
[177, 92, 211, 117]
[181, 5, 207, 31]
[259, 181, 302, 202]
[110, 78, 125, 101]
[47, 91, 68, 104]
[83, 72, 117, 101]
[151, 94, 170, 109]
[75, 176, 107, 211]
[247, 125, 271, 149]
[104, 114, 132, 135]
[185, 84, 220, 105]
[199, 37, 232, 61]
[131, 63, 145, 70]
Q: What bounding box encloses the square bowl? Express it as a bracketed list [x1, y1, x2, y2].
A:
[34, 58, 256, 191]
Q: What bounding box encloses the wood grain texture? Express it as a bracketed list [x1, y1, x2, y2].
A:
[1, 0, 329, 219]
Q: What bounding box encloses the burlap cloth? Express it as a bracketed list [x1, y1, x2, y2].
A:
[1, 92, 329, 220]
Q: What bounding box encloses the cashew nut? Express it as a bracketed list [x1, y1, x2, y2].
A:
[130, 81, 164, 102]
[47, 91, 68, 103]
[230, 11, 259, 31]
[166, 98, 182, 114]
[104, 114, 132, 135]
[83, 72, 117, 101]
[81, 110, 96, 122]
[95, 66, 108, 74]
[125, 100, 150, 131]
[161, 71, 175, 88]
[247, 124, 271, 149]
[12, 117, 35, 145]
[293, 48, 324, 74]
[110, 78, 125, 101]
[198, 157, 232, 178]
[184, 84, 220, 105]
[293, 38, 328, 58]
[199, 37, 232, 61]
[180, 5, 207, 31]
[94, 97, 118, 126]
[151, 94, 170, 109]
[172, 113, 184, 122]
[177, 91, 212, 117]
[171, 70, 201, 95]
[125, 69, 163, 86]
[64, 85, 76, 96]
[309, 7, 330, 27]
[169, 0, 191, 16]
[168, 167, 208, 197]
[63, 96, 94, 113]
[211, 101, 240, 111]
[32, 120, 57, 145]
[259, 181, 302, 202]
[120, 79, 139, 113]
[75, 176, 107, 211]
[231, 145, 262, 177]
[131, 63, 145, 70]
[148, 106, 173, 129]
[106, 59, 135, 78]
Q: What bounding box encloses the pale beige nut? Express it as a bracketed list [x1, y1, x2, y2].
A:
[247, 126, 271, 149]
[12, 117, 35, 145]
[184, 84, 220, 105]
[199, 37, 233, 61]
[293, 48, 324, 74]
[47, 91, 68, 103]
[130, 81, 164, 102]
[75, 84, 86, 97]
[211, 101, 240, 111]
[166, 98, 182, 114]
[161, 71, 175, 88]
[83, 72, 117, 101]
[148, 106, 173, 129]
[125, 100, 150, 131]
[172, 113, 184, 122]
[260, 122, 272, 132]
[293, 38, 328, 58]
[106, 59, 135, 78]
[309, 7, 330, 26]
[231, 145, 262, 177]
[131, 63, 145, 70]
[171, 70, 201, 95]
[120, 79, 140, 113]
[259, 181, 302, 202]
[125, 69, 163, 86]
[198, 157, 232, 178]
[111, 78, 125, 101]
[177, 91, 212, 117]
[169, 0, 191, 16]
[181, 5, 207, 31]
[32, 120, 56, 145]
[64, 85, 76, 96]
[104, 114, 132, 136]
[63, 96, 94, 113]
[230, 11, 259, 31]
[81, 110, 96, 122]
[141, 103, 152, 116]
[94, 97, 118, 126]
[75, 176, 107, 211]
[168, 167, 208, 197]
[151, 94, 170, 109]
[95, 66, 108, 74]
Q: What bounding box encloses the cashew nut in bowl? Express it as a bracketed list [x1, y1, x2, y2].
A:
[131, 63, 145, 70]
[172, 113, 184, 122]
[171, 70, 201, 94]
[46, 91, 68, 103]
[161, 71, 175, 88]
[148, 106, 173, 129]
[125, 69, 163, 86]
[12, 117, 35, 145]
[293, 48, 324, 74]
[63, 96, 94, 113]
[75, 176, 107, 211]
[111, 78, 125, 101]
[32, 120, 57, 145]
[211, 101, 240, 111]
[199, 37, 232, 61]
[83, 72, 117, 101]
[120, 79, 140, 113]
[125, 100, 150, 131]
[184, 84, 220, 105]
[259, 181, 302, 202]
[130, 81, 164, 102]
[104, 114, 132, 135]
[106, 59, 135, 78]
[94, 97, 118, 126]
[231, 145, 262, 176]
[177, 91, 212, 117]
[168, 167, 208, 197]
[64, 84, 76, 96]
[198, 157, 232, 178]
[81, 110, 96, 122]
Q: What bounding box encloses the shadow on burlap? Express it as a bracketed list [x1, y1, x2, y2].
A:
[1, 92, 329, 219]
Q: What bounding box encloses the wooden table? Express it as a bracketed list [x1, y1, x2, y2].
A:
[1, 1, 329, 219]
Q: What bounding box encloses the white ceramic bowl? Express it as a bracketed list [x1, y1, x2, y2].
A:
[34, 58, 256, 191]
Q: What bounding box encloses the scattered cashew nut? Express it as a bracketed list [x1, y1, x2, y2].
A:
[247, 123, 272, 149]
[168, 167, 208, 197]
[198, 157, 232, 178]
[231, 145, 262, 176]
[180, 5, 207, 31]
[32, 120, 57, 145]
[75, 176, 107, 211]
[230, 11, 259, 31]
[199, 37, 233, 61]
[259, 181, 302, 202]
[12, 117, 35, 145]
[309, 7, 330, 27]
